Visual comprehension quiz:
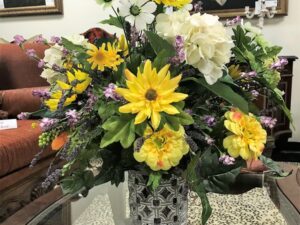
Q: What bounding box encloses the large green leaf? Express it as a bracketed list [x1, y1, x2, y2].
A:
[260, 155, 292, 177]
[61, 37, 86, 53]
[100, 15, 124, 29]
[144, 31, 175, 58]
[183, 77, 249, 113]
[100, 115, 136, 148]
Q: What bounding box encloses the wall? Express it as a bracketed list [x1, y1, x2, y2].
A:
[0, 0, 299, 141]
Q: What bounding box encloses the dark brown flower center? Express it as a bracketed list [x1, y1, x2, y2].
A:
[145, 89, 158, 101]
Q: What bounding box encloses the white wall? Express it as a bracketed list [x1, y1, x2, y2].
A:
[0, 0, 299, 141]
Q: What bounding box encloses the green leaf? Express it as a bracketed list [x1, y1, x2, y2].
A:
[183, 77, 249, 113]
[153, 50, 172, 70]
[144, 31, 175, 58]
[260, 155, 292, 177]
[100, 115, 136, 148]
[100, 15, 124, 29]
[147, 173, 162, 190]
[162, 113, 180, 131]
[83, 170, 95, 189]
[61, 37, 86, 53]
[135, 121, 147, 136]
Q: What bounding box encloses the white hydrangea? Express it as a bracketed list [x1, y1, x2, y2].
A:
[41, 44, 64, 84]
[64, 34, 90, 48]
[156, 12, 233, 85]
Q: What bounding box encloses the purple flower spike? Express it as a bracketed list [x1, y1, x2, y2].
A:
[34, 34, 46, 44]
[260, 116, 277, 129]
[225, 16, 242, 26]
[66, 109, 79, 126]
[170, 35, 186, 65]
[219, 155, 235, 165]
[17, 112, 30, 120]
[271, 58, 288, 70]
[32, 89, 50, 99]
[104, 83, 121, 101]
[26, 49, 37, 58]
[241, 71, 257, 78]
[38, 59, 45, 68]
[50, 36, 62, 44]
[203, 115, 216, 127]
[39, 118, 58, 131]
[13, 35, 25, 45]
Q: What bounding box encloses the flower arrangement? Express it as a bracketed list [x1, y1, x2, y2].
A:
[16, 0, 291, 224]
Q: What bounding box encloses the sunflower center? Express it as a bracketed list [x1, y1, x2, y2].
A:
[130, 5, 141, 16]
[145, 89, 158, 101]
[95, 51, 104, 61]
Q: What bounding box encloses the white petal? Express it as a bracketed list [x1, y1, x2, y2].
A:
[140, 12, 155, 24]
[134, 16, 147, 31]
[136, 0, 148, 7]
[126, 15, 136, 26]
[141, 2, 157, 14]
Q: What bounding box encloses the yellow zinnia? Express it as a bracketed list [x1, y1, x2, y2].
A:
[153, 0, 192, 8]
[223, 109, 267, 160]
[44, 90, 77, 111]
[87, 42, 124, 71]
[57, 69, 92, 94]
[116, 60, 188, 130]
[134, 125, 189, 171]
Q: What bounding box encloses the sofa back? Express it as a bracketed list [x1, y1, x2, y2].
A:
[0, 43, 49, 90]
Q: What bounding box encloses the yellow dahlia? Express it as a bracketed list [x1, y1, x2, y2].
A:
[116, 60, 188, 130]
[134, 125, 189, 171]
[87, 42, 124, 71]
[44, 90, 77, 112]
[223, 109, 267, 160]
[57, 69, 92, 94]
[153, 0, 192, 8]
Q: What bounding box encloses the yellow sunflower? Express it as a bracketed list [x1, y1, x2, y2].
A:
[153, 0, 192, 8]
[44, 90, 77, 111]
[134, 125, 189, 171]
[57, 69, 92, 94]
[116, 60, 188, 130]
[87, 42, 124, 71]
[223, 109, 267, 160]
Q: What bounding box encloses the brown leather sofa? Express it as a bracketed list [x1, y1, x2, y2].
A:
[0, 43, 54, 222]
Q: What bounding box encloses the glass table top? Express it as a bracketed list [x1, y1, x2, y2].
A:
[4, 163, 300, 225]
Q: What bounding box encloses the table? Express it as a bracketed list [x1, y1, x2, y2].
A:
[3, 167, 300, 225]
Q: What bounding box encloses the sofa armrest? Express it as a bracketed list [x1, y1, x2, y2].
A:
[0, 87, 48, 118]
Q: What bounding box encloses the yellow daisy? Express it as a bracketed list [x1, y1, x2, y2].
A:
[57, 69, 92, 94]
[87, 42, 124, 71]
[116, 60, 188, 130]
[153, 0, 192, 8]
[44, 90, 77, 112]
[223, 109, 267, 160]
[134, 125, 189, 171]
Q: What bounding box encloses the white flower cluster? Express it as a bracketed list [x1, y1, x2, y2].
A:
[156, 11, 233, 85]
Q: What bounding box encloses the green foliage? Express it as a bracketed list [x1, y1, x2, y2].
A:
[98, 101, 119, 121]
[144, 31, 175, 58]
[61, 170, 95, 194]
[100, 15, 124, 29]
[61, 37, 86, 53]
[260, 155, 292, 177]
[184, 77, 249, 113]
[147, 172, 162, 190]
[100, 115, 136, 148]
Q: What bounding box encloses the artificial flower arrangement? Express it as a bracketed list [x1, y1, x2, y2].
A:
[16, 0, 292, 224]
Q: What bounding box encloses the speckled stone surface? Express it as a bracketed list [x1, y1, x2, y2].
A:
[73, 187, 286, 225]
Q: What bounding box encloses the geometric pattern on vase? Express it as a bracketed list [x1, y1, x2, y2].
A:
[128, 170, 189, 225]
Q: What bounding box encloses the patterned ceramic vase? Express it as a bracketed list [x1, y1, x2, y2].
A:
[128, 170, 188, 225]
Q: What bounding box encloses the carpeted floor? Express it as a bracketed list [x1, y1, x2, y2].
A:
[73, 187, 287, 225]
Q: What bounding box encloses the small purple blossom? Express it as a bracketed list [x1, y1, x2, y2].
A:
[62, 48, 69, 56]
[170, 35, 186, 65]
[271, 58, 288, 70]
[39, 118, 58, 131]
[25, 49, 37, 58]
[203, 115, 216, 127]
[260, 116, 277, 129]
[17, 112, 30, 120]
[85, 91, 98, 111]
[184, 109, 193, 115]
[241, 71, 257, 78]
[219, 155, 235, 165]
[13, 35, 25, 45]
[50, 36, 62, 44]
[251, 90, 259, 98]
[104, 83, 121, 101]
[32, 89, 50, 99]
[225, 16, 242, 26]
[38, 59, 45, 68]
[66, 109, 79, 126]
[205, 136, 215, 145]
[34, 34, 47, 44]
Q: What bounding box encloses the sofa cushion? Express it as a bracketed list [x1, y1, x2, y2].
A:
[0, 43, 49, 90]
[0, 120, 53, 177]
[0, 87, 48, 117]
